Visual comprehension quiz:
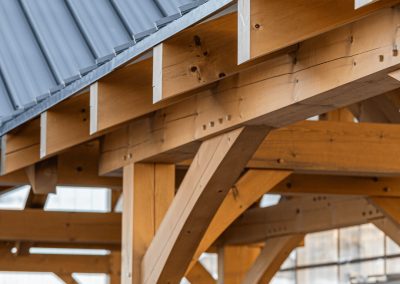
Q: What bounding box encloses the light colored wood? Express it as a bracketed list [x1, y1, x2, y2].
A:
[26, 157, 57, 194]
[1, 119, 40, 175]
[0, 209, 120, 244]
[370, 197, 400, 223]
[109, 251, 121, 284]
[153, 13, 238, 102]
[243, 235, 304, 284]
[0, 253, 111, 274]
[239, 0, 400, 62]
[25, 190, 48, 208]
[218, 245, 260, 284]
[322, 107, 355, 122]
[186, 261, 216, 284]
[187, 170, 291, 274]
[250, 121, 400, 176]
[350, 89, 400, 123]
[372, 217, 400, 246]
[101, 120, 400, 177]
[121, 163, 175, 284]
[100, 8, 400, 174]
[223, 196, 382, 245]
[271, 174, 400, 197]
[40, 92, 98, 158]
[141, 126, 269, 284]
[56, 274, 79, 284]
[90, 59, 182, 134]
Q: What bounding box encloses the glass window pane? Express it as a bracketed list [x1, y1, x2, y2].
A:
[339, 259, 384, 283]
[0, 272, 61, 284]
[297, 266, 338, 284]
[387, 256, 400, 274]
[45, 186, 110, 212]
[271, 271, 296, 284]
[359, 224, 384, 258]
[297, 230, 338, 265]
[386, 236, 400, 255]
[281, 251, 296, 269]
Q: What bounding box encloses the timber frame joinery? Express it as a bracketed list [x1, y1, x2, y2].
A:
[2, 0, 400, 283]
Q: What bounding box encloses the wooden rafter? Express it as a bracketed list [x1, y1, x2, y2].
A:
[101, 6, 400, 174]
[237, 0, 400, 63]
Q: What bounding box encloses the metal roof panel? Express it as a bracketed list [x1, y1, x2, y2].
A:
[20, 0, 96, 83]
[0, 0, 57, 110]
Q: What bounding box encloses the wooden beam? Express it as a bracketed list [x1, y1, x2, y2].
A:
[186, 261, 216, 284]
[100, 7, 400, 173]
[186, 170, 291, 274]
[56, 274, 79, 284]
[0, 209, 121, 244]
[1, 119, 40, 175]
[271, 174, 400, 197]
[41, 92, 99, 158]
[237, 0, 400, 63]
[370, 197, 400, 223]
[102, 119, 400, 176]
[0, 253, 111, 274]
[222, 196, 382, 245]
[109, 251, 121, 284]
[121, 163, 175, 284]
[242, 235, 305, 284]
[90, 59, 182, 134]
[26, 157, 57, 194]
[153, 13, 238, 103]
[372, 217, 400, 246]
[141, 126, 269, 283]
[350, 89, 400, 123]
[217, 245, 260, 284]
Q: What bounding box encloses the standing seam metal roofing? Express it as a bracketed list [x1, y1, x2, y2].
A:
[0, 0, 234, 135]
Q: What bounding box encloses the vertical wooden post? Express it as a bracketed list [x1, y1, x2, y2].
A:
[109, 251, 121, 284]
[217, 245, 260, 284]
[121, 163, 175, 284]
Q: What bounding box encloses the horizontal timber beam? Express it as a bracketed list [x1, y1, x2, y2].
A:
[0, 209, 121, 245]
[100, 8, 400, 174]
[271, 174, 400, 197]
[238, 0, 400, 63]
[101, 120, 400, 176]
[0, 141, 121, 189]
[222, 196, 382, 245]
[0, 253, 112, 274]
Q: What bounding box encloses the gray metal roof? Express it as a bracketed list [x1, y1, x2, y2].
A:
[0, 0, 234, 135]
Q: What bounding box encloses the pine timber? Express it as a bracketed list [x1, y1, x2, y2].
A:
[1, 119, 40, 175]
[222, 196, 382, 245]
[100, 8, 400, 174]
[121, 163, 175, 284]
[0, 253, 111, 274]
[26, 156, 58, 194]
[217, 245, 261, 284]
[0, 141, 121, 189]
[141, 126, 269, 283]
[271, 174, 400, 197]
[186, 169, 291, 274]
[101, 120, 400, 176]
[40, 92, 98, 158]
[237, 0, 400, 63]
[186, 261, 216, 284]
[242, 235, 305, 284]
[372, 217, 400, 246]
[0, 209, 121, 244]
